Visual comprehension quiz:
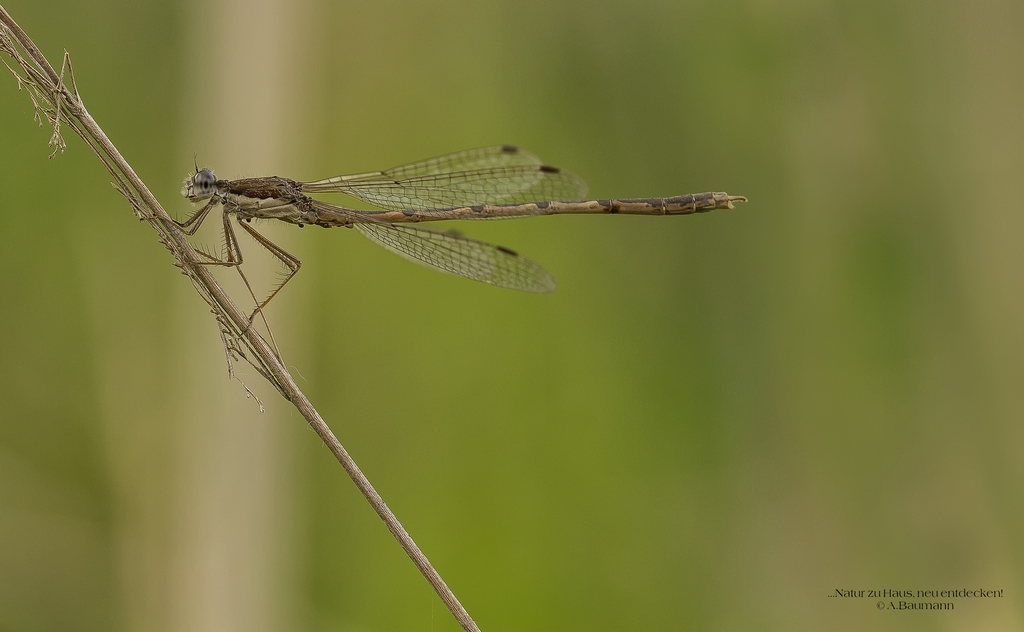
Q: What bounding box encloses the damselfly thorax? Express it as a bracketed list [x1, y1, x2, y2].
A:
[177, 145, 746, 315]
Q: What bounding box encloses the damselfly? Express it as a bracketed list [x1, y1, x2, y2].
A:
[179, 145, 745, 312]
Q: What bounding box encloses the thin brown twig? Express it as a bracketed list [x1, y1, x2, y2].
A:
[0, 7, 483, 632]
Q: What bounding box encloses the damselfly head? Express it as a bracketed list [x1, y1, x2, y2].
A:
[181, 168, 218, 201]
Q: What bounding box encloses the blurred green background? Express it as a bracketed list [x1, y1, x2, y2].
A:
[1, 0, 1022, 630]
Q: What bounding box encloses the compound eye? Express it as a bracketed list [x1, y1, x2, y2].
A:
[195, 169, 216, 193]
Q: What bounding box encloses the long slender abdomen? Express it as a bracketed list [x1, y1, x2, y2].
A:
[584, 192, 746, 215]
[364, 191, 747, 223]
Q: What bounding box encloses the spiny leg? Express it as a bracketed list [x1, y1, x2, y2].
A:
[172, 205, 243, 270]
[170, 201, 247, 280]
[175, 207, 294, 318]
[178, 210, 286, 377]
[235, 218, 301, 320]
[173, 206, 294, 360]
[169, 206, 241, 269]
[175, 195, 220, 235]
[181, 210, 286, 363]
[219, 213, 286, 361]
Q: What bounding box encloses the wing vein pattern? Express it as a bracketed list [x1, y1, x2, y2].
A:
[302, 145, 588, 211]
[311, 201, 556, 293]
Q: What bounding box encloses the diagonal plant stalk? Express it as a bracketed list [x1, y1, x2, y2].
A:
[0, 7, 483, 632]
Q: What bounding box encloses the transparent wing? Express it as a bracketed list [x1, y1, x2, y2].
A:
[307, 145, 543, 184]
[301, 146, 589, 211]
[314, 165, 588, 211]
[380, 144, 548, 178]
[316, 202, 555, 293]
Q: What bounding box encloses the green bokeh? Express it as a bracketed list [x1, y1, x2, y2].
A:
[1, 0, 1022, 631]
